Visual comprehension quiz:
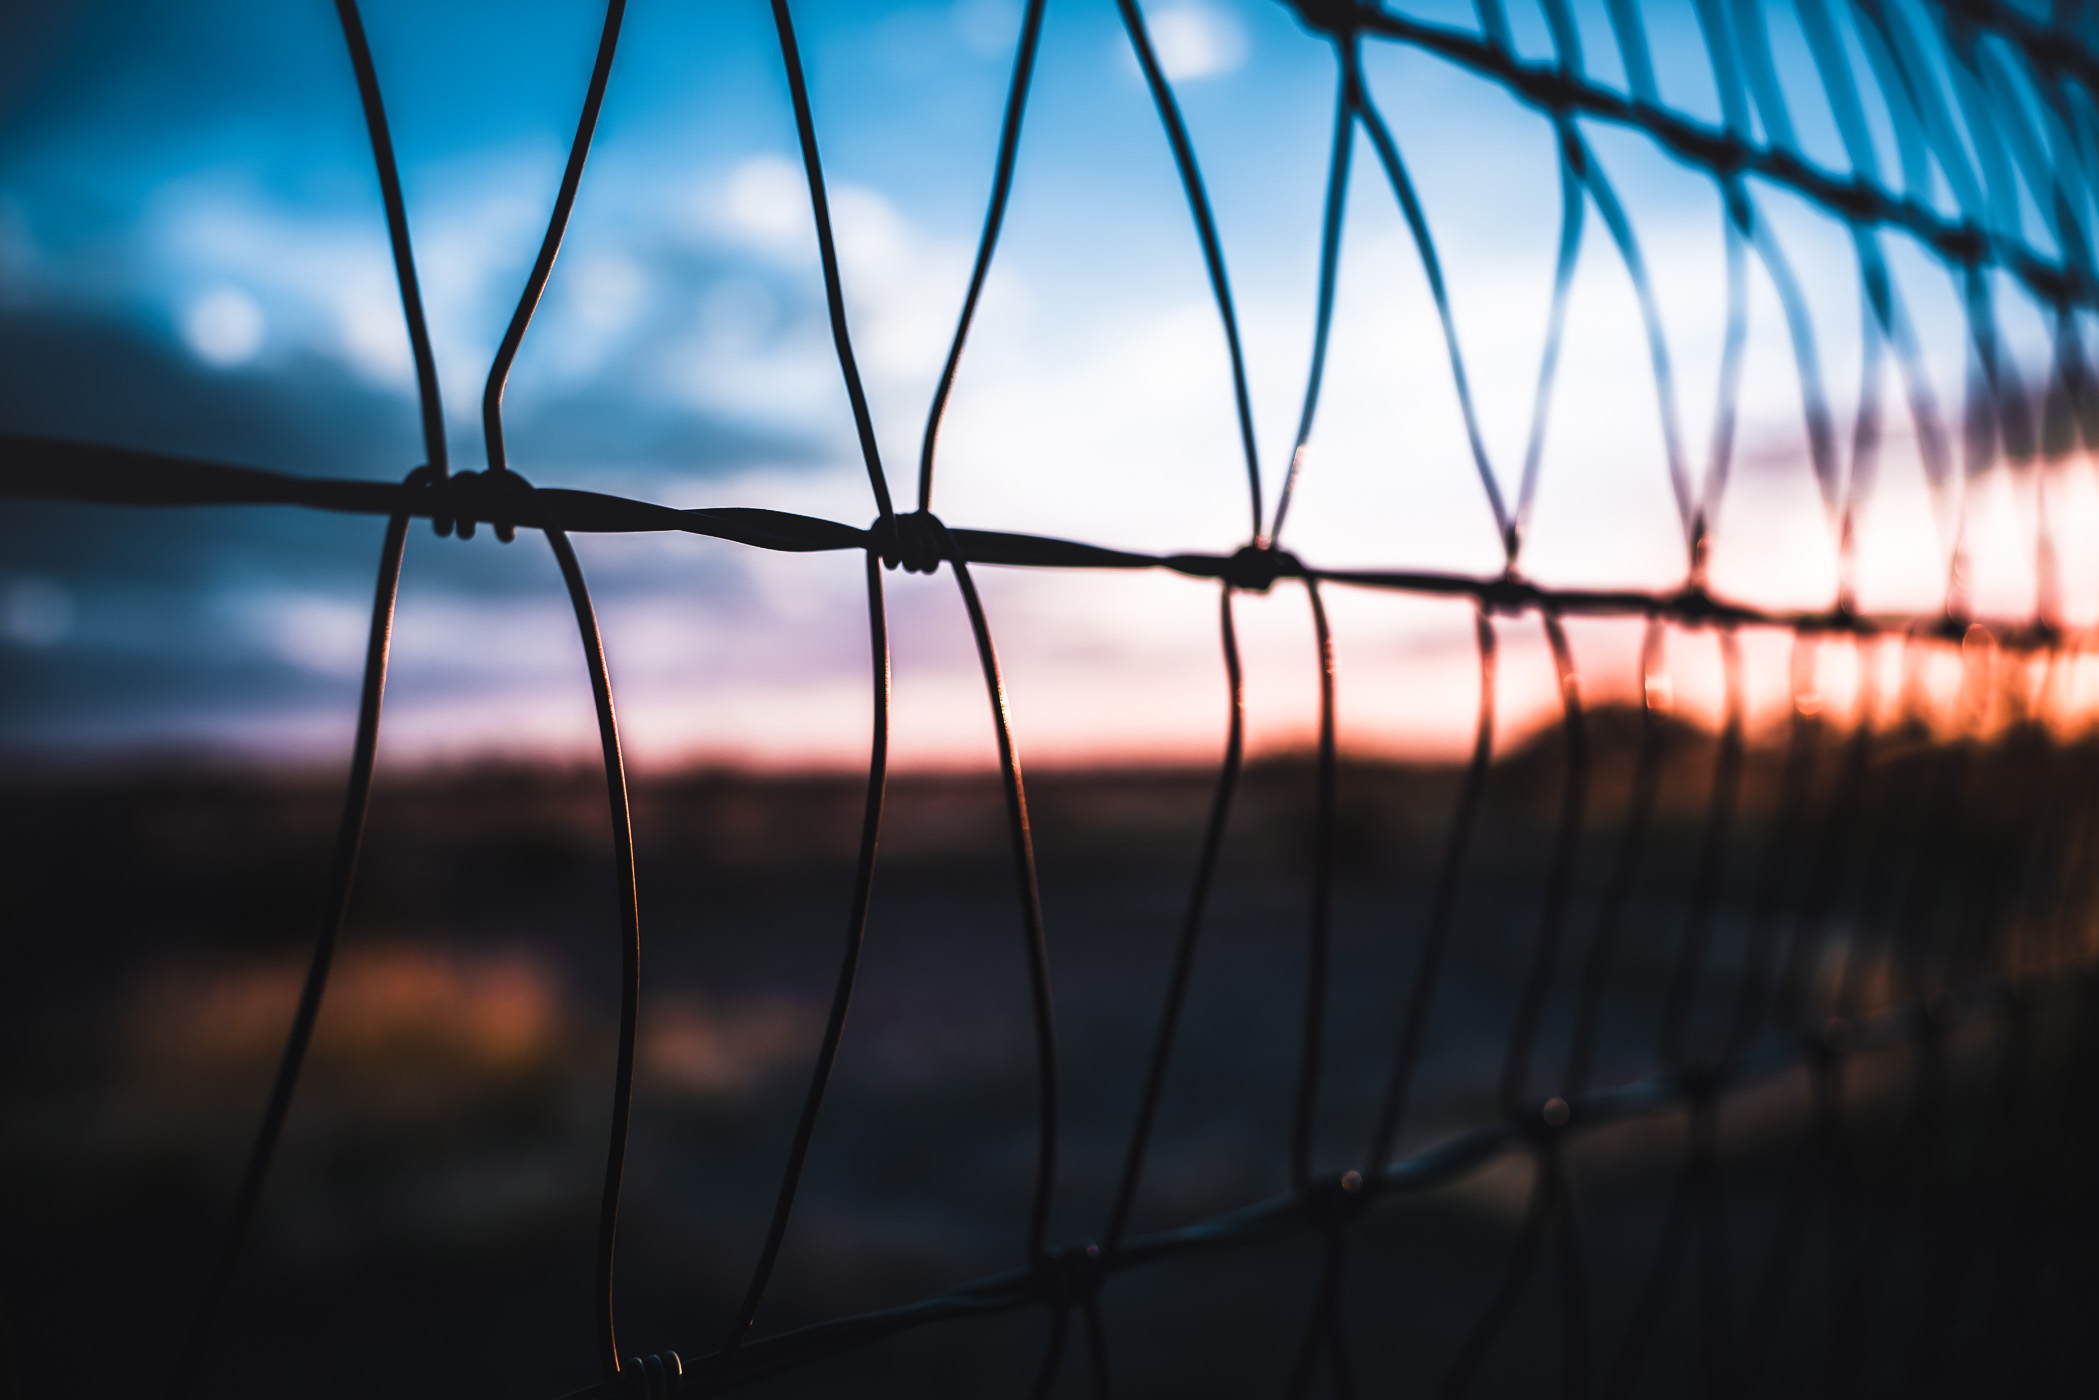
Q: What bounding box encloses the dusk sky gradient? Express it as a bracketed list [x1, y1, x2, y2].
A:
[3, 0, 2090, 769]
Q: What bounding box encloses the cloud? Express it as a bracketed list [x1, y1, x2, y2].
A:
[147, 176, 416, 386]
[3, 575, 73, 647]
[0, 302, 419, 477]
[1137, 3, 1247, 82]
[698, 154, 1000, 396]
[722, 154, 814, 256]
[233, 591, 369, 677]
[181, 286, 265, 366]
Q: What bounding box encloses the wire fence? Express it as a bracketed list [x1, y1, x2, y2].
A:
[6, 0, 2099, 1394]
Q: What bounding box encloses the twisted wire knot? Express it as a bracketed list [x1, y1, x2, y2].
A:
[621, 1351, 683, 1398]
[1479, 574, 1541, 615]
[1221, 544, 1298, 593]
[1669, 584, 1717, 624]
[409, 466, 536, 543]
[872, 510, 948, 575]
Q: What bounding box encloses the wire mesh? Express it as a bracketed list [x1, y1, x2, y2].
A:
[6, 0, 2099, 1394]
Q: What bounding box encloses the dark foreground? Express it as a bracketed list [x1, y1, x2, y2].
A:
[4, 728, 2097, 1397]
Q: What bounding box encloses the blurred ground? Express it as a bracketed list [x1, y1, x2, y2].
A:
[4, 722, 2097, 1397]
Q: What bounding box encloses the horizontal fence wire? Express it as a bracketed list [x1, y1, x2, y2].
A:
[9, 430, 2099, 647]
[8, 0, 2099, 1395]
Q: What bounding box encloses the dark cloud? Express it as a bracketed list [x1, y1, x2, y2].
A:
[0, 299, 823, 755]
[0, 305, 423, 477]
[0, 299, 816, 571]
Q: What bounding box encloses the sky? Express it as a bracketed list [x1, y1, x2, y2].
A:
[3, 0, 2095, 770]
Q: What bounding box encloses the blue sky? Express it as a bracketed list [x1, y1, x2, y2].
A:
[3, 0, 2090, 767]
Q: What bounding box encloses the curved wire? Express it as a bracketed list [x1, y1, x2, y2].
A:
[931, 521, 1059, 1267]
[1366, 606, 1496, 1170]
[1571, 133, 1693, 551]
[1854, 0, 1987, 222]
[1028, 1301, 1071, 1400]
[1352, 70, 1510, 543]
[1771, 642, 1880, 1031]
[1696, 198, 1750, 568]
[1440, 1145, 1582, 1399]
[1600, 1157, 1695, 1397]
[172, 8, 439, 1386]
[1853, 226, 1956, 548]
[1657, 627, 1744, 1072]
[1690, 0, 1752, 139]
[770, 0, 894, 521]
[483, 0, 628, 480]
[334, 0, 446, 478]
[1101, 583, 1245, 1257]
[545, 529, 643, 1382]
[1601, 0, 1658, 107]
[1271, 59, 1357, 546]
[1113, 0, 1264, 541]
[917, 0, 1049, 514]
[1793, 0, 1881, 185]
[1838, 287, 1887, 609]
[168, 510, 410, 1398]
[1081, 1295, 1113, 1400]
[1725, 634, 1821, 1055]
[1736, 189, 1840, 537]
[1561, 615, 1668, 1103]
[1282, 1215, 1355, 1400]
[1498, 612, 1590, 1117]
[704, 549, 890, 1392]
[1729, 0, 1796, 152]
[1514, 125, 1589, 562]
[1290, 574, 1340, 1190]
